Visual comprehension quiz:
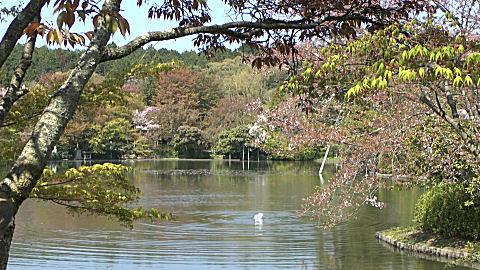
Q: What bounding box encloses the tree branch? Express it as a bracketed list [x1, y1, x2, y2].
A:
[420, 92, 442, 116]
[0, 13, 40, 127]
[420, 92, 480, 158]
[0, 0, 48, 69]
[101, 14, 380, 62]
[0, 112, 42, 128]
[445, 84, 459, 120]
[434, 89, 446, 117]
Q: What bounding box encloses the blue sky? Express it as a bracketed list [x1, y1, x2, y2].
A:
[0, 0, 232, 52]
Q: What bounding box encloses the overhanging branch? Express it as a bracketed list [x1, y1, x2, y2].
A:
[101, 14, 381, 62]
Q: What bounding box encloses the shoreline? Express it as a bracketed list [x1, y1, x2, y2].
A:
[376, 227, 480, 268]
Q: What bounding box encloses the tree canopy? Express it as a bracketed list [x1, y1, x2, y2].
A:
[246, 0, 480, 229]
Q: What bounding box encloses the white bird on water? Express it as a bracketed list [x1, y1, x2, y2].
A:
[254, 213, 264, 223]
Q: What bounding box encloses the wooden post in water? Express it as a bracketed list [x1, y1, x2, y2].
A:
[335, 152, 338, 172]
[319, 145, 331, 175]
[391, 154, 394, 174]
[319, 173, 324, 184]
[247, 147, 250, 170]
[242, 146, 245, 170]
[229, 153, 231, 167]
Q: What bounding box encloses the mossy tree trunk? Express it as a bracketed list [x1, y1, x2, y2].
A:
[0, 221, 14, 270]
[0, 1, 120, 268]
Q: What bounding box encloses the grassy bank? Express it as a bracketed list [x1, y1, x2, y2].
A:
[378, 226, 480, 267]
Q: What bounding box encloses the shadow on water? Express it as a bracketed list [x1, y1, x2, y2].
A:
[6, 159, 473, 269]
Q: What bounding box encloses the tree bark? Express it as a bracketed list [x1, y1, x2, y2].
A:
[0, 219, 14, 270]
[0, 1, 120, 268]
[0, 14, 40, 126]
[0, 0, 48, 69]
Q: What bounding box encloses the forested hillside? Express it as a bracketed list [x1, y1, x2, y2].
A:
[0, 44, 240, 85]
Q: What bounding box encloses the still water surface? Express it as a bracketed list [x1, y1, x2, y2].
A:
[7, 160, 472, 269]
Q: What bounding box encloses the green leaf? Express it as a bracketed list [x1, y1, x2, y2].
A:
[465, 75, 473, 86]
[304, 67, 312, 77]
[384, 70, 392, 81]
[453, 76, 463, 87]
[377, 62, 384, 74]
[435, 66, 442, 78]
[454, 67, 462, 77]
[419, 67, 425, 79]
[445, 68, 454, 80]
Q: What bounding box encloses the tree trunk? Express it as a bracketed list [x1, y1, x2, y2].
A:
[0, 0, 120, 266]
[0, 221, 14, 270]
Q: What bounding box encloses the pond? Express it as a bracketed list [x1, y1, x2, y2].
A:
[6, 160, 472, 269]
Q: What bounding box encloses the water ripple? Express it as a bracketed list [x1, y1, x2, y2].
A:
[7, 160, 460, 270]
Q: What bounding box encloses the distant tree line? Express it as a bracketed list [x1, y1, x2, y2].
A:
[0, 44, 240, 85]
[0, 45, 322, 161]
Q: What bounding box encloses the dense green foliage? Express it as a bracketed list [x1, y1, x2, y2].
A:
[171, 126, 209, 158]
[31, 163, 172, 227]
[402, 118, 479, 184]
[0, 44, 331, 162]
[414, 183, 480, 239]
[213, 125, 254, 158]
[88, 118, 141, 159]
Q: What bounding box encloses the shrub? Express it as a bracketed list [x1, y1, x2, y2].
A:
[213, 125, 253, 159]
[414, 183, 480, 239]
[171, 126, 210, 158]
[155, 143, 176, 158]
[296, 145, 326, 160]
[88, 118, 135, 159]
